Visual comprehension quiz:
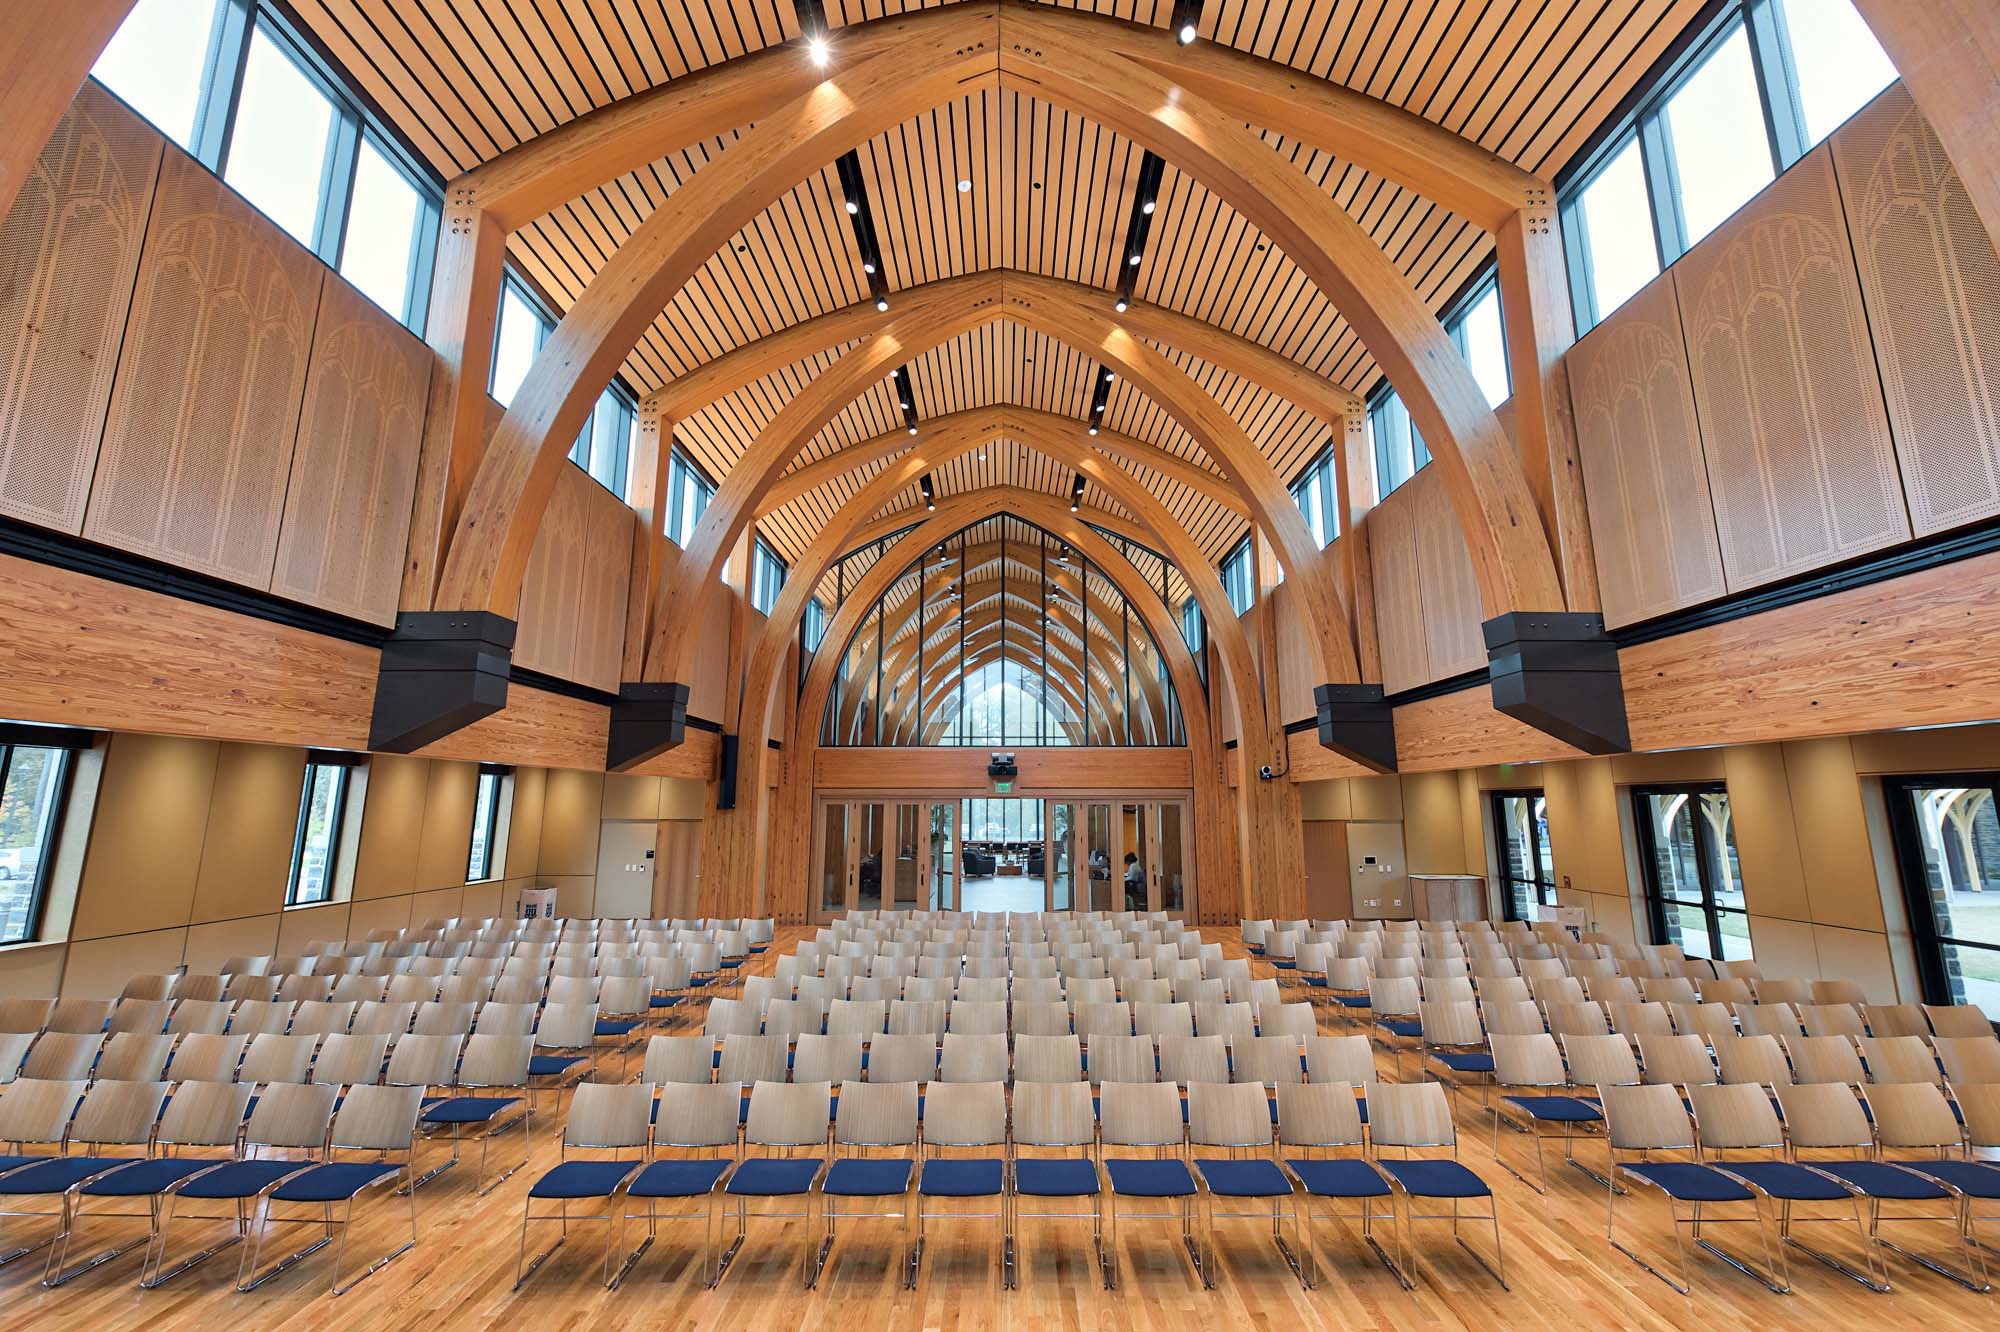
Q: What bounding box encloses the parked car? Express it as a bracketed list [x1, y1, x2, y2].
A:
[0, 848, 38, 882]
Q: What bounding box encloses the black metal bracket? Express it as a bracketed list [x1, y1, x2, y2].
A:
[606, 682, 691, 771]
[367, 611, 515, 753]
[1314, 683, 1397, 772]
[1484, 611, 1630, 754]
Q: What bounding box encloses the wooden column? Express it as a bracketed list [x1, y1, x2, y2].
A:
[697, 531, 756, 916]
[1853, 0, 2000, 259]
[0, 0, 132, 226]
[1239, 531, 1306, 920]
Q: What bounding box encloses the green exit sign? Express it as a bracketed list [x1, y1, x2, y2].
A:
[993, 780, 1012, 794]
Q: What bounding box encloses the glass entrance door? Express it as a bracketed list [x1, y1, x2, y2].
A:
[816, 800, 953, 918]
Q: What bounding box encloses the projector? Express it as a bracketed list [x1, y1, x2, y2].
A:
[987, 752, 1018, 794]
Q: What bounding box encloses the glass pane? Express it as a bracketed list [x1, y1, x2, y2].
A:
[1050, 802, 1073, 911]
[92, 0, 219, 150]
[1664, 27, 1774, 246]
[1715, 910, 1755, 962]
[292, 766, 341, 905]
[819, 803, 847, 915]
[1779, 0, 1897, 146]
[929, 803, 954, 911]
[1899, 783, 2000, 1017]
[340, 139, 421, 319]
[891, 805, 921, 909]
[1669, 902, 1714, 959]
[1086, 803, 1113, 912]
[466, 772, 498, 880]
[1698, 791, 1746, 917]
[1461, 285, 1511, 407]
[223, 28, 337, 245]
[1158, 802, 1186, 916]
[491, 285, 540, 407]
[1577, 136, 1659, 318]
[1642, 792, 1706, 904]
[0, 748, 66, 943]
[855, 804, 884, 911]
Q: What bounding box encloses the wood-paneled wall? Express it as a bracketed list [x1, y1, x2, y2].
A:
[1362, 466, 1485, 695]
[513, 467, 635, 693]
[1571, 82, 2000, 629]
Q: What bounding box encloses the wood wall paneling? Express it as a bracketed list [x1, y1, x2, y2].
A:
[271, 275, 433, 625]
[811, 746, 1194, 791]
[0, 83, 158, 535]
[1409, 468, 1485, 677]
[84, 151, 323, 587]
[1363, 488, 1427, 694]
[1673, 146, 1910, 591]
[1565, 271, 1728, 628]
[512, 468, 587, 680]
[1831, 83, 2000, 538]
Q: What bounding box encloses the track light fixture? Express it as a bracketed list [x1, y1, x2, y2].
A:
[1070, 474, 1087, 513]
[1142, 199, 1155, 215]
[920, 475, 936, 510]
[876, 297, 889, 312]
[809, 35, 830, 65]
[846, 199, 859, 215]
[1178, 21, 1197, 43]
[1114, 298, 1128, 313]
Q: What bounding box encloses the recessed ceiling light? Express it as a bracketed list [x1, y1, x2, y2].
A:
[1142, 199, 1155, 215]
[957, 179, 972, 193]
[846, 199, 859, 215]
[1105, 371, 1116, 381]
[863, 261, 876, 274]
[1128, 253, 1142, 265]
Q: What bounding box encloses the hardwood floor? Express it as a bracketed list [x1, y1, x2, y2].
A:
[0, 928, 1992, 1331]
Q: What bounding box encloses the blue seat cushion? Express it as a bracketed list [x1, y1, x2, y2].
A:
[1503, 1095, 1601, 1123]
[0, 1155, 49, 1178]
[1377, 1020, 1422, 1039]
[528, 1054, 585, 1077]
[595, 1019, 641, 1037]
[720, 959, 745, 969]
[1285, 1158, 1388, 1198]
[1896, 1159, 2000, 1199]
[919, 1158, 1004, 1197]
[528, 1159, 642, 1199]
[421, 1095, 520, 1126]
[1376, 1159, 1491, 1199]
[1432, 1052, 1495, 1074]
[1333, 995, 1372, 1009]
[726, 1157, 823, 1196]
[1104, 1159, 1196, 1197]
[1194, 1158, 1292, 1197]
[648, 996, 683, 1009]
[81, 1157, 224, 1196]
[1015, 1157, 1099, 1196]
[629, 1159, 733, 1198]
[177, 1159, 317, 1200]
[1621, 1161, 1755, 1203]
[1818, 1161, 1949, 1200]
[271, 1161, 401, 1203]
[824, 1158, 914, 1196]
[0, 1157, 136, 1195]
[1724, 1160, 1851, 1202]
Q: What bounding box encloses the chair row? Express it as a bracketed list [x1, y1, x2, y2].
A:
[702, 996, 1319, 1042]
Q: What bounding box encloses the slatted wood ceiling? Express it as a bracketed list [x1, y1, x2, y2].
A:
[291, 0, 1707, 564]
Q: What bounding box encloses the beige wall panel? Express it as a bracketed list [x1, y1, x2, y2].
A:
[1831, 85, 2000, 537]
[505, 767, 546, 878]
[1364, 490, 1427, 694]
[1608, 750, 1726, 785]
[659, 776, 707, 821]
[1297, 780, 1351, 822]
[346, 894, 412, 938]
[63, 928, 187, 999]
[410, 886, 466, 927]
[0, 83, 159, 535]
[1781, 737, 1885, 933]
[544, 875, 596, 918]
[461, 881, 505, 922]
[72, 733, 216, 940]
[275, 902, 349, 953]
[271, 275, 431, 626]
[1745, 914, 1820, 986]
[1409, 471, 1485, 678]
[182, 914, 280, 974]
[539, 769, 606, 877]
[1568, 760, 1628, 896]
[1813, 924, 1902, 1003]
[413, 761, 477, 893]
[190, 742, 307, 924]
[1566, 272, 1727, 628]
[1849, 722, 2000, 775]
[1348, 776, 1404, 823]
[1722, 744, 1810, 923]
[351, 755, 427, 900]
[85, 151, 322, 587]
[1577, 891, 1640, 948]
[601, 774, 662, 822]
[1674, 146, 1910, 592]
[0, 946, 66, 1000]
[1401, 771, 1470, 875]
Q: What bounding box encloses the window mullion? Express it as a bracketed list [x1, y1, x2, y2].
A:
[192, 0, 252, 170]
[316, 111, 361, 267]
[1746, 0, 1812, 168]
[1637, 110, 1688, 265]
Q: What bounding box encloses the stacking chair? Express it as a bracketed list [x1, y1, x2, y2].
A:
[720, 1081, 832, 1288]
[1418, 1000, 1493, 1092]
[1187, 1080, 1307, 1288]
[1867, 1082, 2000, 1275]
[166, 1001, 232, 1037]
[939, 1034, 1007, 1083]
[514, 1082, 651, 1288]
[1275, 1080, 1393, 1285]
[1090, 1034, 1156, 1087]
[1802, 1003, 1868, 1039]
[54, 1081, 252, 1286]
[145, 1083, 338, 1289]
[1368, 1080, 1506, 1289]
[1368, 978, 1422, 1074]
[793, 1035, 864, 1087]
[1488, 1033, 1605, 1192]
[1014, 1035, 1082, 1084]
[0, 1079, 164, 1274]
[96, 1034, 173, 1082]
[1098, 1079, 1202, 1289]
[415, 1034, 530, 1193]
[1010, 1080, 1102, 1283]
[866, 1035, 937, 1087]
[619, 1081, 741, 1288]
[1925, 1005, 1995, 1040]
[1938, 1036, 2000, 1087]
[239, 1084, 422, 1294]
[818, 1079, 920, 1288]
[21, 1034, 99, 1082]
[1232, 1035, 1304, 1089]
[912, 1080, 1009, 1287]
[1776, 1080, 1990, 1291]
[532, 1002, 599, 1088]
[1687, 1082, 1886, 1291]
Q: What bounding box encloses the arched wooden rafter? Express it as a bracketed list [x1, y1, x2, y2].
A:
[426, 4, 1565, 671]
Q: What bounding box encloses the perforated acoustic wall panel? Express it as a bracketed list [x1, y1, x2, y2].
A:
[571, 496, 637, 695]
[0, 84, 160, 535]
[1831, 84, 2000, 539]
[271, 278, 432, 625]
[1673, 146, 1909, 593]
[1409, 467, 1485, 678]
[1567, 271, 1727, 628]
[1363, 487, 1426, 696]
[87, 152, 323, 587]
[512, 467, 589, 683]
